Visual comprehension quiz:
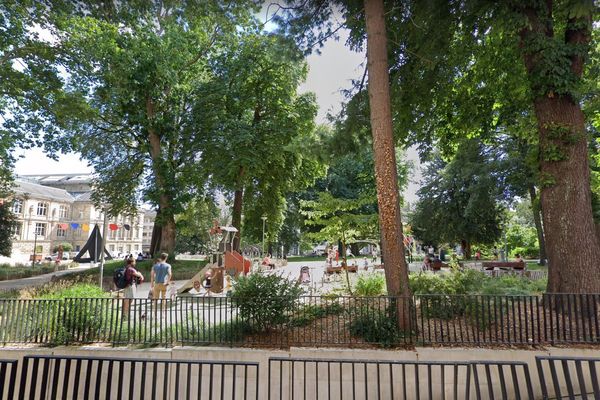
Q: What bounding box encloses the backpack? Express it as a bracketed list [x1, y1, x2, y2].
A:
[113, 267, 128, 289]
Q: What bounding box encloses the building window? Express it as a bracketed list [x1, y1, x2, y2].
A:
[37, 203, 48, 216]
[109, 245, 115, 252]
[59, 205, 69, 219]
[57, 226, 66, 237]
[79, 210, 84, 219]
[35, 223, 46, 236]
[12, 222, 22, 236]
[12, 199, 23, 214]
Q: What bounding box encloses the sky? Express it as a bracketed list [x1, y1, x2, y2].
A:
[14, 26, 421, 203]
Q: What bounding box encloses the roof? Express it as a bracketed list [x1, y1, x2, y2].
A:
[19, 173, 93, 184]
[14, 180, 74, 203]
[74, 192, 93, 202]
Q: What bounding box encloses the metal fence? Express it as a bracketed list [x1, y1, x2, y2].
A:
[2, 354, 600, 399]
[0, 294, 599, 348]
[536, 356, 600, 399]
[18, 355, 260, 400]
[267, 357, 472, 400]
[470, 361, 534, 400]
[0, 359, 17, 400]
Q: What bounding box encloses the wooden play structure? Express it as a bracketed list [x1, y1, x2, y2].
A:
[178, 225, 251, 296]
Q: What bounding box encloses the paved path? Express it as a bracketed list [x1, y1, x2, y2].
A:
[0, 264, 95, 291]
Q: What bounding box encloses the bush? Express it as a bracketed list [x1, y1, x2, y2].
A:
[53, 242, 73, 253]
[288, 302, 344, 327]
[37, 283, 111, 344]
[354, 274, 386, 296]
[230, 273, 304, 332]
[348, 305, 407, 347]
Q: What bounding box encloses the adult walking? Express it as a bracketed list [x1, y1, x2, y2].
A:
[151, 253, 172, 300]
[123, 258, 144, 317]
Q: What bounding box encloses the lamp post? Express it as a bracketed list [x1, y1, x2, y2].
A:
[32, 231, 38, 267]
[261, 215, 267, 256]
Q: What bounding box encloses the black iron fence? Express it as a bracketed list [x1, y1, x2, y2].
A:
[536, 356, 600, 399]
[0, 294, 599, 347]
[268, 357, 472, 400]
[0, 359, 17, 400]
[1, 354, 600, 399]
[18, 355, 259, 400]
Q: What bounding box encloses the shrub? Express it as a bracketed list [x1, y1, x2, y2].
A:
[348, 305, 407, 347]
[37, 283, 111, 344]
[53, 242, 73, 253]
[354, 274, 386, 296]
[230, 273, 304, 332]
[288, 302, 344, 327]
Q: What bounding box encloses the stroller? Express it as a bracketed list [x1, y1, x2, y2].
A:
[298, 266, 311, 284]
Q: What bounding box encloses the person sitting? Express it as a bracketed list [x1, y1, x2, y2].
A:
[261, 254, 275, 270]
[514, 253, 523, 263]
[422, 256, 432, 271]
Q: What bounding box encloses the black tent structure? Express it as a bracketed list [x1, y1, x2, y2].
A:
[72, 224, 113, 263]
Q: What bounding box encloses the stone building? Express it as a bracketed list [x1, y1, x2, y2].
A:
[9, 174, 149, 262]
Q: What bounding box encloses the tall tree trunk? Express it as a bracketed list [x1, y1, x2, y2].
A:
[146, 97, 176, 255]
[149, 207, 161, 256]
[519, 4, 600, 293]
[528, 185, 547, 265]
[364, 0, 411, 329]
[460, 240, 471, 260]
[231, 166, 245, 252]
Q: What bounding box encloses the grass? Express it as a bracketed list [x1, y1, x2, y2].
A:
[75, 259, 207, 282]
[0, 263, 59, 281]
[287, 255, 326, 262]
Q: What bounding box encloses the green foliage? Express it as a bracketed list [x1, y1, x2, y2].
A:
[230, 273, 304, 332]
[0, 263, 56, 281]
[288, 302, 344, 327]
[410, 139, 507, 250]
[52, 242, 73, 253]
[36, 284, 106, 299]
[175, 197, 220, 254]
[354, 274, 386, 296]
[0, 202, 17, 256]
[348, 304, 408, 347]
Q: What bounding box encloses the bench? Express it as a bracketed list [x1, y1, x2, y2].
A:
[482, 261, 526, 270]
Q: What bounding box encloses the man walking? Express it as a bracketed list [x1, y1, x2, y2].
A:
[151, 253, 172, 300]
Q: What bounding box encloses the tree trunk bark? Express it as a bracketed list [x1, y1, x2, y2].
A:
[460, 240, 471, 260]
[146, 97, 176, 255]
[149, 207, 161, 256]
[519, 3, 600, 293]
[528, 185, 547, 265]
[364, 0, 411, 329]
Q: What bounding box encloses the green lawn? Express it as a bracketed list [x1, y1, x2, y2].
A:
[287, 255, 327, 263]
[77, 259, 207, 282]
[0, 263, 58, 281]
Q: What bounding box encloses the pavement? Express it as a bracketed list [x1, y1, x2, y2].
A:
[0, 263, 96, 291]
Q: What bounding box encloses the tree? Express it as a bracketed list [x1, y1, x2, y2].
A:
[514, 1, 600, 292]
[201, 32, 323, 251]
[58, 2, 257, 254]
[0, 0, 85, 191]
[175, 195, 220, 255]
[364, 0, 411, 303]
[0, 201, 17, 256]
[302, 192, 378, 293]
[410, 139, 508, 258]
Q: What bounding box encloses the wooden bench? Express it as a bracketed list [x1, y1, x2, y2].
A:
[482, 261, 526, 270]
[431, 260, 449, 271]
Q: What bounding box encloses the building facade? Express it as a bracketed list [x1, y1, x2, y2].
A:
[10, 175, 153, 262]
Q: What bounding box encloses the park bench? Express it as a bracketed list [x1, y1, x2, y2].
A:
[431, 260, 449, 271]
[482, 261, 526, 271]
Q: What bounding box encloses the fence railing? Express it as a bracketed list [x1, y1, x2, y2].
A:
[18, 355, 260, 400]
[268, 357, 472, 400]
[0, 359, 17, 400]
[536, 356, 600, 399]
[0, 294, 599, 348]
[1, 354, 600, 399]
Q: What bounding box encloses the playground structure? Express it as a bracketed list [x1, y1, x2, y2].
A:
[178, 225, 251, 296]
